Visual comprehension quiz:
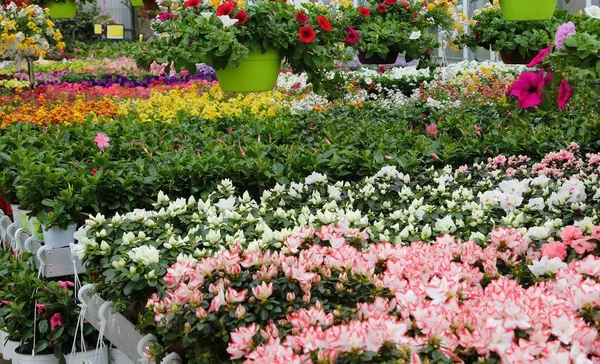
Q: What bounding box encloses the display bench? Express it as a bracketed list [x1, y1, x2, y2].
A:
[0, 210, 182, 364]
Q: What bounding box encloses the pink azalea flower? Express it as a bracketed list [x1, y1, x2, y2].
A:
[558, 78, 573, 110]
[561, 225, 583, 246]
[425, 123, 438, 137]
[94, 132, 111, 149]
[507, 70, 545, 108]
[528, 46, 552, 67]
[50, 312, 63, 329]
[540, 241, 567, 261]
[571, 237, 596, 255]
[252, 282, 274, 302]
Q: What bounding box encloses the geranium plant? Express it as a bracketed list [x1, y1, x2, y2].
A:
[145, 0, 343, 91]
[0, 3, 65, 60]
[455, 3, 569, 61]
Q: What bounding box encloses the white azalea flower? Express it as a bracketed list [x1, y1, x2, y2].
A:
[528, 256, 567, 277]
[128, 245, 160, 266]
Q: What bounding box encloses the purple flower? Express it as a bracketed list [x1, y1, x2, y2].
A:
[528, 46, 552, 68]
[555, 21, 576, 51]
[158, 12, 174, 22]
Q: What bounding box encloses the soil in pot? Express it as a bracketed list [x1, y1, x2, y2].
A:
[500, 50, 536, 65]
[358, 51, 399, 65]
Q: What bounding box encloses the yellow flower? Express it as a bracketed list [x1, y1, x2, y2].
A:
[238, 0, 246, 8]
[427, 3, 436, 10]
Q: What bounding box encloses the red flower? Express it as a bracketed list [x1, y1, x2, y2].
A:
[216, 2, 234, 16]
[507, 69, 545, 109]
[344, 26, 359, 45]
[376, 3, 386, 13]
[298, 26, 316, 44]
[295, 12, 308, 24]
[91, 168, 98, 176]
[316, 15, 332, 32]
[384, 0, 395, 4]
[558, 78, 572, 110]
[183, 0, 200, 7]
[401, 0, 409, 7]
[233, 10, 248, 25]
[358, 7, 370, 16]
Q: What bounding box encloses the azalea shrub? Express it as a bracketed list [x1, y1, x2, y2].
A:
[143, 221, 600, 363]
[74, 145, 600, 323]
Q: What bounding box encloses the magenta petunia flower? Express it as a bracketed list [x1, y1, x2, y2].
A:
[344, 26, 359, 45]
[558, 78, 573, 110]
[555, 21, 576, 51]
[527, 46, 552, 68]
[508, 70, 545, 109]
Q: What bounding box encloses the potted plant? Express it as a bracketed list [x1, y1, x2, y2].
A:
[499, 0, 558, 21]
[455, 4, 569, 64]
[30, 0, 84, 19]
[146, 0, 342, 92]
[0, 3, 65, 58]
[15, 158, 96, 246]
[340, 0, 455, 66]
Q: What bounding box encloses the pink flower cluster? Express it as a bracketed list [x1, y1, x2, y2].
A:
[149, 222, 600, 363]
[485, 143, 600, 178]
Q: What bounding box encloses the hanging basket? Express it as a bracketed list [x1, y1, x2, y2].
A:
[499, 49, 536, 65]
[46, 0, 78, 19]
[215, 49, 281, 92]
[130, 0, 143, 6]
[498, 0, 557, 20]
[358, 50, 399, 65]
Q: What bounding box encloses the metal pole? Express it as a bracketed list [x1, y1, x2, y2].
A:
[27, 58, 35, 91]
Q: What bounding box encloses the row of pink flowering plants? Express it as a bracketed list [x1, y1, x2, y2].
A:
[72, 144, 600, 363]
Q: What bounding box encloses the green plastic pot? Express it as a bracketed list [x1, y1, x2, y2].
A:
[215, 49, 281, 92]
[130, 0, 143, 7]
[46, 0, 78, 19]
[499, 0, 556, 20]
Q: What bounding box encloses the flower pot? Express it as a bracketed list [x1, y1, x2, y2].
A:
[130, 0, 143, 7]
[142, 0, 159, 10]
[42, 223, 77, 248]
[499, 50, 536, 65]
[11, 204, 22, 225]
[28, 216, 43, 240]
[358, 51, 399, 65]
[109, 348, 133, 364]
[12, 349, 60, 364]
[0, 329, 6, 357]
[3, 340, 20, 361]
[46, 0, 79, 19]
[499, 0, 556, 20]
[19, 209, 32, 234]
[65, 346, 109, 364]
[215, 49, 281, 92]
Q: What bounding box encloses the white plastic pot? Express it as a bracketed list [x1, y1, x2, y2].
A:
[65, 346, 109, 364]
[42, 223, 77, 248]
[10, 204, 21, 225]
[12, 349, 60, 364]
[28, 216, 44, 240]
[0, 329, 6, 357]
[109, 348, 134, 364]
[3, 339, 20, 360]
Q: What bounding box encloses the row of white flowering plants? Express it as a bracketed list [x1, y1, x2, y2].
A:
[74, 144, 600, 363]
